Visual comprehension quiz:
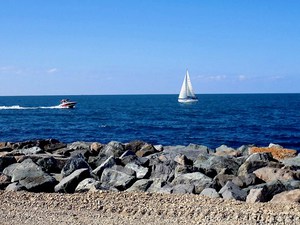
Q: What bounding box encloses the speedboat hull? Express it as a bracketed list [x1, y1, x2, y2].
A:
[59, 102, 76, 108]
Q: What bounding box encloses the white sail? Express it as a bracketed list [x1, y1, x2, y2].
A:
[178, 70, 198, 103]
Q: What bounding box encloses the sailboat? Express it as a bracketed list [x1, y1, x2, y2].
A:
[178, 70, 198, 103]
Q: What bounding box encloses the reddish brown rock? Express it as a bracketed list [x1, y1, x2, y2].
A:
[249, 146, 297, 160]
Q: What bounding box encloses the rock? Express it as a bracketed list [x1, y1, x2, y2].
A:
[154, 145, 163, 152]
[194, 155, 242, 177]
[163, 145, 211, 162]
[0, 156, 16, 172]
[5, 182, 25, 191]
[187, 143, 213, 154]
[171, 172, 212, 194]
[43, 140, 67, 153]
[0, 173, 11, 189]
[100, 141, 126, 157]
[215, 145, 241, 157]
[90, 142, 103, 155]
[246, 188, 266, 203]
[19, 173, 57, 192]
[3, 158, 46, 182]
[126, 179, 153, 192]
[281, 154, 300, 168]
[100, 167, 136, 191]
[253, 167, 299, 182]
[174, 165, 195, 177]
[237, 145, 253, 156]
[150, 160, 176, 182]
[271, 189, 300, 204]
[136, 144, 158, 157]
[61, 154, 91, 178]
[200, 188, 220, 198]
[147, 178, 171, 194]
[244, 180, 287, 202]
[119, 151, 139, 165]
[232, 173, 262, 188]
[249, 146, 297, 160]
[246, 152, 277, 162]
[212, 174, 236, 190]
[54, 168, 91, 193]
[92, 156, 118, 178]
[172, 184, 194, 194]
[219, 181, 247, 201]
[125, 140, 148, 153]
[36, 157, 61, 173]
[68, 141, 91, 150]
[75, 178, 101, 192]
[17, 146, 44, 155]
[174, 154, 193, 166]
[125, 163, 149, 179]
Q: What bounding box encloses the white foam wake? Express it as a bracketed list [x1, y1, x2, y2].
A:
[0, 105, 64, 110]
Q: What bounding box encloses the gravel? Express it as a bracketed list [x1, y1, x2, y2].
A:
[0, 190, 299, 225]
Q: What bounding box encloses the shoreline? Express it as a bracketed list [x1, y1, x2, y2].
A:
[0, 139, 300, 224]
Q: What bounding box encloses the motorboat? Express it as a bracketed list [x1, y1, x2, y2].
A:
[59, 99, 77, 108]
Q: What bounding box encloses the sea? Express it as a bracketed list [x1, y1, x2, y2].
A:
[0, 94, 299, 151]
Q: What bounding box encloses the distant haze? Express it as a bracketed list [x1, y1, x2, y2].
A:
[0, 1, 299, 96]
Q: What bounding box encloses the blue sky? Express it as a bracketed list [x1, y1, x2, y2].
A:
[0, 0, 299, 95]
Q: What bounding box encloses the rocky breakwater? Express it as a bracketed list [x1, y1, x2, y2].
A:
[0, 139, 300, 204]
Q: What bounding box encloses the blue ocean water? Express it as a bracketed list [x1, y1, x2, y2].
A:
[0, 94, 299, 151]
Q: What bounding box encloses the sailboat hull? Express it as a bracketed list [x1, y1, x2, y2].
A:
[178, 98, 198, 103]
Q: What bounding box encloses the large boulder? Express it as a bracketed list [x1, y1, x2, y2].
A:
[75, 178, 101, 192]
[100, 141, 126, 157]
[171, 172, 212, 194]
[147, 178, 172, 194]
[150, 160, 176, 182]
[19, 173, 57, 192]
[61, 154, 91, 178]
[126, 179, 153, 192]
[200, 188, 220, 198]
[125, 163, 149, 179]
[249, 146, 297, 160]
[55, 168, 91, 193]
[68, 141, 90, 150]
[215, 145, 241, 157]
[100, 167, 136, 191]
[271, 189, 300, 204]
[219, 181, 247, 201]
[36, 156, 61, 173]
[171, 184, 195, 194]
[136, 144, 158, 157]
[92, 156, 118, 178]
[246, 188, 266, 203]
[253, 167, 299, 182]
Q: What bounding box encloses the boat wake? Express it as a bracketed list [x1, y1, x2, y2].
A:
[0, 105, 65, 110]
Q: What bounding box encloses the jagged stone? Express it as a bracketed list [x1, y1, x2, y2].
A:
[100, 141, 126, 157]
[61, 154, 91, 178]
[200, 188, 220, 198]
[0, 156, 16, 172]
[125, 163, 149, 179]
[246, 188, 266, 203]
[219, 181, 247, 201]
[92, 156, 117, 178]
[271, 189, 300, 203]
[75, 178, 101, 192]
[126, 179, 153, 192]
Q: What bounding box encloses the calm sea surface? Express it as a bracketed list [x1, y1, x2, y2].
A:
[0, 94, 299, 151]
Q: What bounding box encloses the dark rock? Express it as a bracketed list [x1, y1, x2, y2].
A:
[147, 178, 172, 194]
[88, 154, 111, 169]
[125, 140, 147, 153]
[19, 173, 57, 192]
[174, 154, 193, 166]
[55, 168, 91, 193]
[212, 174, 236, 190]
[232, 173, 263, 188]
[100, 167, 136, 191]
[126, 179, 153, 192]
[0, 156, 16, 172]
[61, 154, 91, 178]
[36, 157, 61, 173]
[68, 141, 91, 150]
[246, 187, 266, 203]
[171, 172, 212, 194]
[90, 142, 104, 156]
[0, 173, 11, 189]
[219, 181, 247, 201]
[238, 160, 283, 176]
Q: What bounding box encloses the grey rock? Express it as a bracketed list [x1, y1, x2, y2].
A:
[36, 157, 61, 173]
[0, 173, 11, 189]
[19, 173, 57, 192]
[100, 167, 136, 191]
[18, 146, 43, 155]
[5, 182, 25, 191]
[200, 188, 220, 198]
[238, 159, 282, 177]
[174, 154, 193, 166]
[136, 144, 158, 157]
[100, 141, 125, 157]
[147, 178, 171, 194]
[68, 141, 91, 150]
[246, 152, 277, 163]
[61, 154, 91, 178]
[92, 156, 117, 178]
[125, 163, 149, 179]
[126, 179, 153, 192]
[150, 160, 176, 182]
[75, 178, 101, 192]
[172, 184, 194, 194]
[171, 172, 212, 194]
[219, 181, 247, 201]
[55, 168, 91, 193]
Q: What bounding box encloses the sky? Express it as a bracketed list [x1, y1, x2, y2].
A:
[0, 0, 300, 95]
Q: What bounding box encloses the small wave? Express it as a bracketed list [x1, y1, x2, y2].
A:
[0, 105, 64, 110]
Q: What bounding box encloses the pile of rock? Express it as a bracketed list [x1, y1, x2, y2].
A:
[0, 139, 299, 203]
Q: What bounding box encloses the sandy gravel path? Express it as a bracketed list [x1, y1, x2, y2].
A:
[0, 191, 299, 225]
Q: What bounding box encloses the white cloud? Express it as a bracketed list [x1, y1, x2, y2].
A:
[0, 66, 23, 74]
[238, 75, 247, 81]
[197, 75, 227, 81]
[47, 68, 58, 74]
